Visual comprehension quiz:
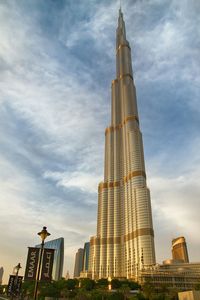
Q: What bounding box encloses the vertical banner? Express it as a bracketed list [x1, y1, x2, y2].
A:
[15, 276, 23, 295]
[7, 275, 23, 296]
[24, 247, 40, 281]
[41, 248, 55, 281]
[7, 275, 15, 295]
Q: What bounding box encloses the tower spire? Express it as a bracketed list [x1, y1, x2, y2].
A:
[117, 5, 126, 47]
[119, 0, 122, 10]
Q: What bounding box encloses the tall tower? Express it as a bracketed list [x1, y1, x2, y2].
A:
[89, 9, 156, 280]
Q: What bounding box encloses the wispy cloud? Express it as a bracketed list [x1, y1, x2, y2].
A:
[43, 170, 101, 195]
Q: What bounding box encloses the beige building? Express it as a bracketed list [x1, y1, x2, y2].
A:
[139, 260, 200, 290]
[178, 291, 200, 300]
[172, 237, 189, 263]
[88, 9, 156, 280]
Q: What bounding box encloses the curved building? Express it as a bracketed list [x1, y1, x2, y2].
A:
[172, 237, 189, 263]
[89, 9, 156, 280]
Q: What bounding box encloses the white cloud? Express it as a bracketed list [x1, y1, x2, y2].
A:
[43, 170, 101, 195]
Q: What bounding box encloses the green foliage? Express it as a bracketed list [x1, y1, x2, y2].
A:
[119, 284, 130, 300]
[142, 280, 155, 300]
[21, 281, 35, 298]
[19, 278, 141, 300]
[107, 292, 124, 300]
[128, 281, 141, 290]
[195, 283, 200, 290]
[80, 278, 96, 291]
[39, 281, 60, 298]
[168, 288, 179, 300]
[65, 278, 77, 290]
[111, 279, 121, 289]
[136, 293, 146, 300]
[75, 289, 89, 300]
[0, 284, 7, 295]
[97, 278, 109, 288]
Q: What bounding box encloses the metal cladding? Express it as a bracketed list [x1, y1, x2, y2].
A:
[89, 9, 156, 279]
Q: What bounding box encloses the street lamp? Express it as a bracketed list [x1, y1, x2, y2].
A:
[33, 226, 50, 300]
[14, 263, 22, 276]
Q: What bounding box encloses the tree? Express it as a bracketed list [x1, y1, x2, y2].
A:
[97, 278, 109, 288]
[75, 289, 89, 300]
[128, 281, 141, 290]
[108, 292, 124, 300]
[136, 292, 146, 300]
[21, 281, 35, 299]
[142, 280, 155, 300]
[195, 282, 200, 290]
[39, 281, 60, 298]
[111, 279, 121, 290]
[96, 278, 109, 300]
[66, 279, 77, 291]
[169, 288, 179, 300]
[158, 283, 169, 300]
[119, 284, 130, 300]
[81, 278, 95, 291]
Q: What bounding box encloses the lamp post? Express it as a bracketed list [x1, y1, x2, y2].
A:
[33, 226, 50, 300]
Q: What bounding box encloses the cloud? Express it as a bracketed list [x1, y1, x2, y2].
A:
[43, 170, 101, 195]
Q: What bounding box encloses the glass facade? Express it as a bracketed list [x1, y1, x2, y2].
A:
[83, 242, 90, 272]
[36, 237, 64, 281]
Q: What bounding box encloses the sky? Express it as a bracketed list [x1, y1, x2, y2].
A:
[0, 0, 200, 283]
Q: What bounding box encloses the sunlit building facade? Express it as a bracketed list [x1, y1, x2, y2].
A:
[140, 260, 200, 290]
[89, 9, 156, 280]
[172, 236, 189, 263]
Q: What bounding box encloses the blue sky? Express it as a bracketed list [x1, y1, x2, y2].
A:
[0, 0, 200, 282]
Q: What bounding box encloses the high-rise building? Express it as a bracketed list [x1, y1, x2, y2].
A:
[36, 237, 64, 280]
[172, 236, 189, 263]
[89, 9, 156, 280]
[0, 267, 4, 284]
[74, 248, 84, 278]
[83, 242, 90, 272]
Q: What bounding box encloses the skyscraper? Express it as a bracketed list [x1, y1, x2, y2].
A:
[83, 242, 90, 272]
[74, 248, 84, 278]
[172, 237, 189, 263]
[89, 9, 156, 280]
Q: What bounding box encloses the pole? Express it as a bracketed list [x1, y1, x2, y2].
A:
[33, 241, 44, 300]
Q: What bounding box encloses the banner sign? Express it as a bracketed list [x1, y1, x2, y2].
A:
[24, 247, 40, 281]
[7, 275, 15, 295]
[7, 275, 23, 296]
[41, 248, 55, 281]
[15, 276, 23, 295]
